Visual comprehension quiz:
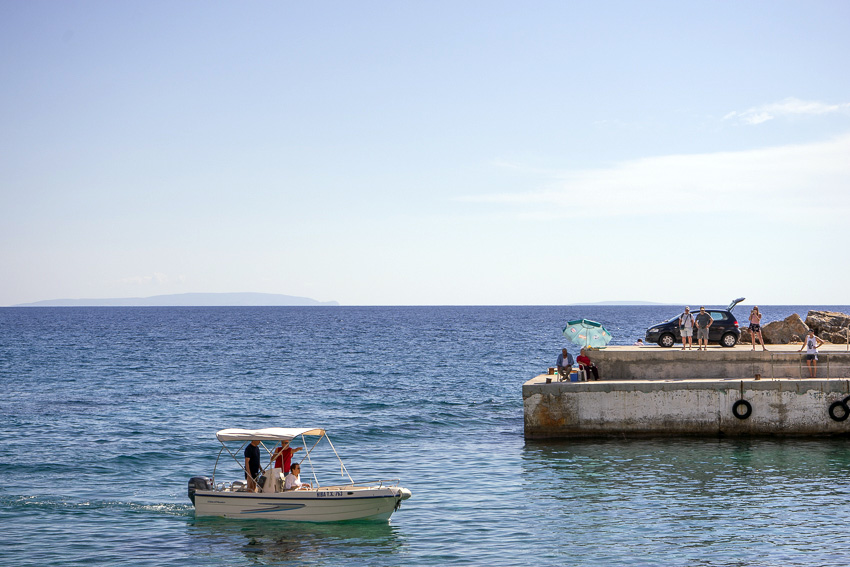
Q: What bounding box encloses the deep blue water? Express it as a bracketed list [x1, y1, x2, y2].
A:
[1, 305, 849, 566]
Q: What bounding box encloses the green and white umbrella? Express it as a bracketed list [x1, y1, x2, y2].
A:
[563, 319, 613, 348]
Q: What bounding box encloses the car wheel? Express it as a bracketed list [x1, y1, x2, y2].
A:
[721, 333, 737, 347]
[658, 333, 675, 348]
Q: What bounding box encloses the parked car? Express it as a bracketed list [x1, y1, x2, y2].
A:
[645, 298, 745, 348]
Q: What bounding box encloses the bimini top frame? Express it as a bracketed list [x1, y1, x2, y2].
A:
[211, 427, 354, 489]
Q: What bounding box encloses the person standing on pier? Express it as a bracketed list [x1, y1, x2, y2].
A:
[799, 329, 825, 378]
[695, 307, 712, 351]
[679, 307, 694, 350]
[749, 306, 768, 351]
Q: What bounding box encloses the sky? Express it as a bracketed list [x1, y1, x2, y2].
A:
[2, 0, 849, 306]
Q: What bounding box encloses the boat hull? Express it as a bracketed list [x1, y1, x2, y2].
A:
[193, 486, 407, 522]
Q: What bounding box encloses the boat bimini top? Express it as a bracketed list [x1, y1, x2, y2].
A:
[216, 427, 325, 442]
[212, 427, 357, 488]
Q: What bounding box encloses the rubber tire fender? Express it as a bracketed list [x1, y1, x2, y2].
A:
[732, 399, 752, 420]
[828, 397, 850, 422]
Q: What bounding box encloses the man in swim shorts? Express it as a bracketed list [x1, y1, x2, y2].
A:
[799, 329, 825, 378]
[694, 307, 712, 351]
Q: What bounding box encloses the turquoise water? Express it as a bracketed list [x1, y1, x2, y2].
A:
[2, 305, 849, 566]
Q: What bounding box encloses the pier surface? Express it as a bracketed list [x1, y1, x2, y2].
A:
[524, 344, 850, 439]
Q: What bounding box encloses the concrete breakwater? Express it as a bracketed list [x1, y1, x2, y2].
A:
[524, 345, 850, 439]
[590, 345, 850, 380]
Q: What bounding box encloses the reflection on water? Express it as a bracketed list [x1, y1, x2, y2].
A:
[187, 517, 404, 566]
[520, 438, 850, 566]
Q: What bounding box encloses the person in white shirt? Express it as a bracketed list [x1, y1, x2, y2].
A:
[799, 329, 825, 378]
[283, 462, 312, 491]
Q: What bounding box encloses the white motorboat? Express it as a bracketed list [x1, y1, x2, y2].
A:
[188, 427, 412, 522]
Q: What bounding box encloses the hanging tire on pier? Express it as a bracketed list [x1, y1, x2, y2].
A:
[732, 400, 752, 420]
[828, 398, 850, 422]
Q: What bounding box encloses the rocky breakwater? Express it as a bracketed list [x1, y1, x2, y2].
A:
[741, 310, 850, 344]
[806, 310, 850, 344]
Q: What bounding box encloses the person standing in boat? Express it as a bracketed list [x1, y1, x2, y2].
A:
[284, 462, 312, 491]
[266, 439, 303, 492]
[272, 439, 302, 475]
[244, 439, 262, 492]
[799, 329, 825, 378]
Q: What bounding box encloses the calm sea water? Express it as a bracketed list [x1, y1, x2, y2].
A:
[2, 304, 849, 566]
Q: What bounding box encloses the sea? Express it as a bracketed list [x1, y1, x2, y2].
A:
[2, 304, 849, 567]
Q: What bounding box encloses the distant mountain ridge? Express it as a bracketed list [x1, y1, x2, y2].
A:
[14, 292, 339, 307]
[569, 300, 671, 306]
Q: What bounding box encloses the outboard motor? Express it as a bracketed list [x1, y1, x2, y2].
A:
[187, 476, 213, 505]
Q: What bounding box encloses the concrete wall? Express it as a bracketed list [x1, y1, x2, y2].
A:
[523, 377, 850, 439]
[591, 349, 850, 380]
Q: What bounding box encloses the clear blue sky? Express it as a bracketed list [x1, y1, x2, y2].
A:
[2, 1, 848, 306]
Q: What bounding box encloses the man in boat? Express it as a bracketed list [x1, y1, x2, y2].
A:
[265, 439, 303, 493]
[244, 439, 262, 492]
[272, 440, 302, 476]
[284, 462, 312, 491]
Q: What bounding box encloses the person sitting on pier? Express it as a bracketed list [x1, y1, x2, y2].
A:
[556, 348, 574, 380]
[577, 348, 600, 381]
[284, 462, 312, 491]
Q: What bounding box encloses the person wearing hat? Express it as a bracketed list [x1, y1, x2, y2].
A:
[679, 307, 694, 350]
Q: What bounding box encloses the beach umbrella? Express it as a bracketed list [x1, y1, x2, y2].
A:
[563, 319, 613, 348]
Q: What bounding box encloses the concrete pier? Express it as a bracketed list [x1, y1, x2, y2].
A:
[524, 344, 850, 439]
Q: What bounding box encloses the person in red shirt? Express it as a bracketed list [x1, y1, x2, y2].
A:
[272, 439, 302, 476]
[576, 348, 600, 381]
[262, 439, 304, 493]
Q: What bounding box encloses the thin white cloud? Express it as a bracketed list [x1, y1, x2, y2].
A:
[724, 97, 850, 125]
[459, 134, 850, 220]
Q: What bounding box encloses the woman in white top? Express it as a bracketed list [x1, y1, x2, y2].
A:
[283, 462, 312, 491]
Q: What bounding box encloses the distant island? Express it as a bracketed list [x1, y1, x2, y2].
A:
[14, 292, 340, 307]
[569, 300, 672, 306]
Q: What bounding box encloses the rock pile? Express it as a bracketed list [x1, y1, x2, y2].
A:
[740, 310, 850, 344]
[805, 310, 850, 344]
[763, 313, 810, 344]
